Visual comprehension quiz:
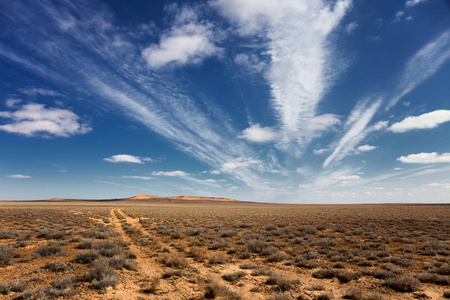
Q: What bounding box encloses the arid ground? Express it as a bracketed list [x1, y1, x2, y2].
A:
[0, 198, 449, 299]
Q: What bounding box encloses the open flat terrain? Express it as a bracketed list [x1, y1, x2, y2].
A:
[0, 199, 449, 299]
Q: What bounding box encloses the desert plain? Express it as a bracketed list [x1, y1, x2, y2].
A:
[0, 195, 449, 300]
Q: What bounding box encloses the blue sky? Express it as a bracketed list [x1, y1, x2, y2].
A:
[1, 0, 450, 203]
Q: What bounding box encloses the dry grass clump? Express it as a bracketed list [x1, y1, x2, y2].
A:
[83, 258, 119, 291]
[0, 280, 27, 295]
[162, 268, 183, 278]
[265, 272, 299, 291]
[204, 280, 241, 299]
[109, 255, 138, 271]
[209, 254, 227, 265]
[383, 276, 420, 292]
[35, 241, 66, 257]
[0, 243, 15, 267]
[239, 262, 257, 269]
[141, 277, 160, 294]
[312, 268, 340, 279]
[342, 288, 363, 300]
[160, 253, 188, 269]
[187, 246, 206, 261]
[443, 290, 450, 298]
[315, 292, 333, 300]
[222, 270, 246, 283]
[74, 250, 100, 264]
[44, 261, 73, 272]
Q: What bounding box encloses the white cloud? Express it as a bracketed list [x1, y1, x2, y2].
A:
[152, 170, 190, 176]
[340, 175, 361, 180]
[405, 0, 429, 7]
[212, 0, 351, 136]
[324, 98, 382, 167]
[239, 124, 279, 143]
[345, 22, 358, 33]
[394, 167, 404, 171]
[0, 103, 91, 137]
[211, 170, 221, 175]
[428, 182, 450, 189]
[19, 88, 61, 97]
[388, 30, 450, 109]
[398, 152, 450, 164]
[313, 148, 328, 155]
[6, 174, 31, 179]
[221, 157, 261, 172]
[5, 98, 22, 108]
[234, 53, 266, 72]
[142, 6, 221, 69]
[205, 179, 217, 183]
[104, 154, 151, 164]
[389, 110, 450, 133]
[121, 175, 154, 180]
[357, 145, 377, 152]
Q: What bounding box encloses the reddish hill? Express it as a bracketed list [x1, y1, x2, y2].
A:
[45, 194, 240, 202]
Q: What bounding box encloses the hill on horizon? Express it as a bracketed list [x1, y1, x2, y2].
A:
[45, 194, 240, 202]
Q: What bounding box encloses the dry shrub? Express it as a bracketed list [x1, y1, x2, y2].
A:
[162, 269, 183, 278]
[0, 280, 27, 294]
[239, 262, 257, 269]
[383, 276, 420, 292]
[44, 261, 73, 272]
[269, 294, 293, 300]
[342, 288, 363, 300]
[315, 292, 333, 300]
[313, 268, 340, 279]
[204, 280, 241, 299]
[74, 250, 99, 264]
[209, 254, 227, 265]
[222, 270, 246, 283]
[0, 243, 15, 267]
[443, 291, 450, 298]
[160, 253, 188, 269]
[35, 241, 66, 257]
[83, 258, 118, 291]
[265, 272, 299, 291]
[187, 246, 206, 261]
[141, 277, 160, 294]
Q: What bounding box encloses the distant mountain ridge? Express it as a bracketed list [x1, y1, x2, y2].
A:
[45, 194, 240, 202]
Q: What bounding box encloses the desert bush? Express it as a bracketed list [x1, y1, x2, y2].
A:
[342, 288, 363, 300]
[315, 292, 333, 300]
[383, 276, 420, 292]
[251, 268, 270, 276]
[0, 230, 19, 239]
[162, 269, 183, 278]
[269, 294, 293, 300]
[35, 241, 66, 257]
[209, 254, 227, 265]
[444, 291, 450, 298]
[108, 255, 138, 271]
[246, 240, 268, 253]
[371, 270, 396, 279]
[0, 280, 27, 294]
[0, 243, 15, 267]
[267, 251, 288, 262]
[364, 293, 385, 300]
[415, 272, 450, 285]
[141, 277, 160, 294]
[51, 277, 73, 290]
[239, 262, 257, 269]
[313, 268, 340, 279]
[306, 284, 325, 290]
[76, 239, 94, 249]
[337, 272, 361, 283]
[94, 240, 122, 257]
[83, 258, 118, 290]
[296, 258, 319, 269]
[187, 246, 206, 262]
[160, 253, 188, 269]
[265, 272, 299, 291]
[222, 271, 246, 283]
[74, 250, 100, 264]
[204, 280, 241, 299]
[44, 261, 73, 272]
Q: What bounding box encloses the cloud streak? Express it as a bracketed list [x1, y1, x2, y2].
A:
[389, 110, 450, 133]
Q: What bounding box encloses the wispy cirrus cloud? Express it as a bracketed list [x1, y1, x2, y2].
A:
[104, 154, 152, 164]
[239, 124, 279, 143]
[387, 30, 450, 109]
[6, 174, 31, 179]
[121, 175, 154, 180]
[211, 0, 351, 143]
[152, 170, 190, 177]
[389, 110, 450, 133]
[0, 103, 91, 137]
[324, 98, 383, 167]
[19, 88, 62, 97]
